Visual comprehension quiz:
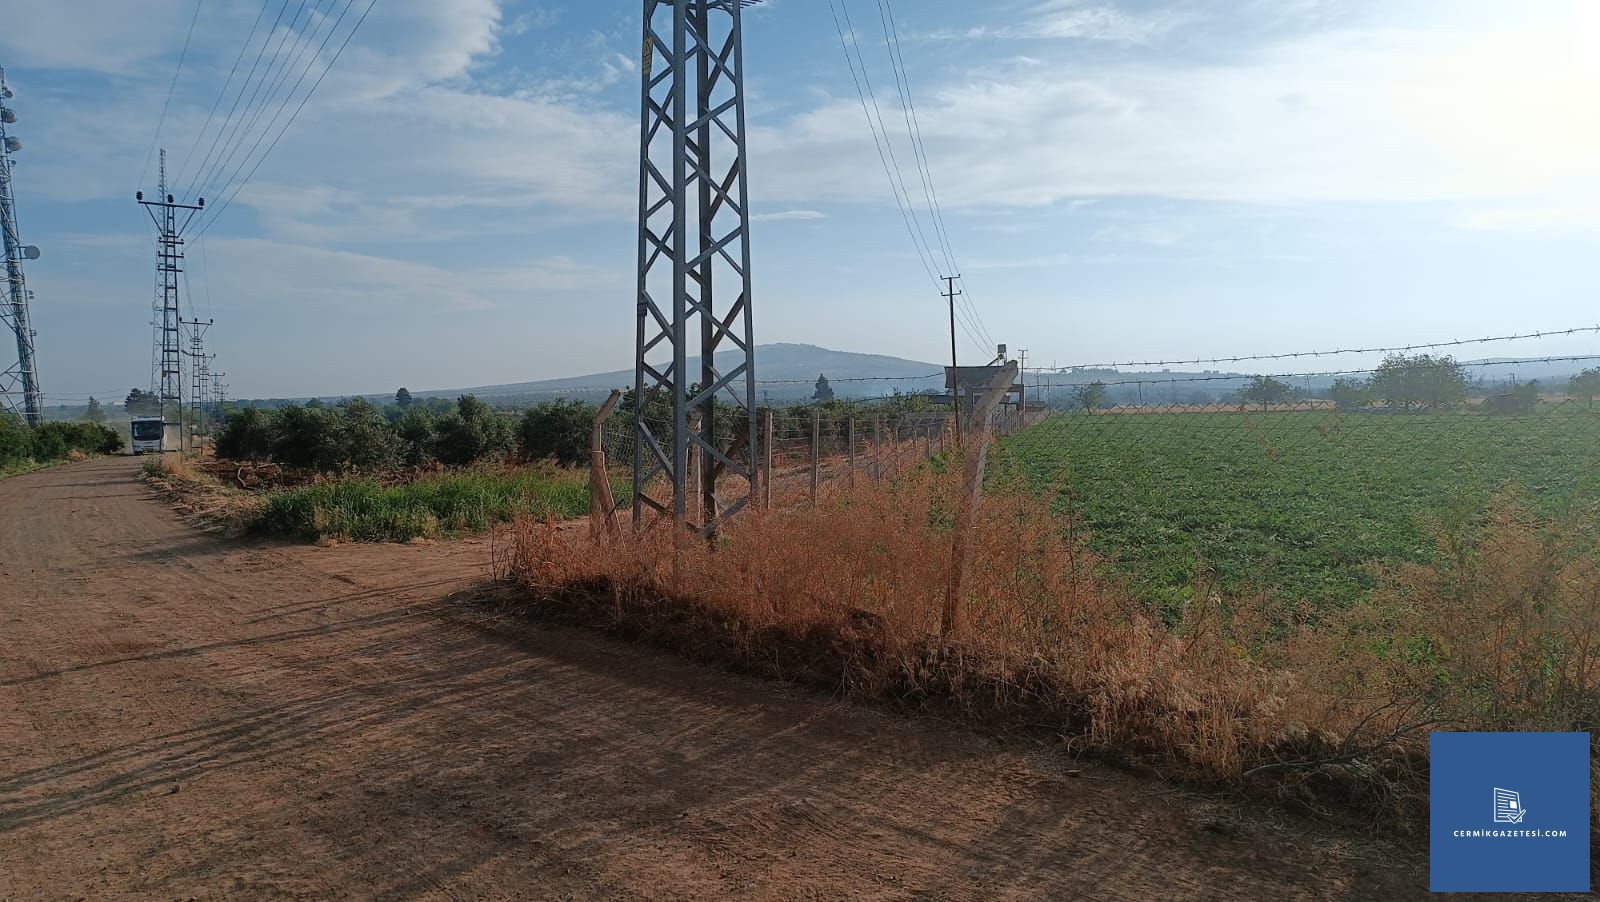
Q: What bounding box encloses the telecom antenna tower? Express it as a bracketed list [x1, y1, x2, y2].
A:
[633, 0, 761, 536]
[0, 67, 44, 425]
[138, 151, 203, 436]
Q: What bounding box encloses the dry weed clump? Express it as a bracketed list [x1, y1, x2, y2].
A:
[500, 472, 1600, 839]
[502, 470, 1290, 777]
[141, 453, 264, 533]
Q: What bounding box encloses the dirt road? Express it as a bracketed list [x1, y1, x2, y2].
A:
[0, 457, 1427, 899]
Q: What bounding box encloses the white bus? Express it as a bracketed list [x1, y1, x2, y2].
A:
[130, 417, 180, 454]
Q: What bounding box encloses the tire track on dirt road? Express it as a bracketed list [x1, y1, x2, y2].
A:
[0, 456, 1429, 899]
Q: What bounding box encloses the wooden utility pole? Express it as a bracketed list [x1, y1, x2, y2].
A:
[944, 275, 963, 444]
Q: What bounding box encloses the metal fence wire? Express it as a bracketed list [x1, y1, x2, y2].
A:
[598, 343, 1600, 621]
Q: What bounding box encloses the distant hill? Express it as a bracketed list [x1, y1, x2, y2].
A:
[405, 343, 948, 404]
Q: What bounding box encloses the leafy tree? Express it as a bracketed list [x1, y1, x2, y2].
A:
[1240, 376, 1293, 409]
[338, 398, 400, 471]
[1328, 377, 1372, 411]
[1069, 381, 1106, 411]
[271, 404, 344, 472]
[433, 395, 514, 466]
[84, 396, 107, 423]
[519, 399, 595, 467]
[395, 387, 413, 409]
[214, 407, 275, 461]
[812, 374, 835, 403]
[1370, 354, 1468, 411]
[1568, 368, 1600, 408]
[124, 388, 161, 416]
[394, 407, 438, 467]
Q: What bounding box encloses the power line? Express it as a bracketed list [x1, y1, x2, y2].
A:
[823, 0, 991, 354]
[173, 0, 276, 188]
[140, 0, 205, 189]
[180, 0, 297, 201]
[190, 0, 315, 202]
[1055, 326, 1600, 372]
[195, 0, 356, 213]
[192, 0, 335, 205]
[191, 0, 380, 239]
[874, 0, 993, 351]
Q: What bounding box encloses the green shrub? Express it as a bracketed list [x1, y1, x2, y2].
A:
[338, 398, 400, 471]
[518, 399, 594, 466]
[433, 395, 513, 467]
[214, 407, 275, 461]
[0, 411, 32, 466]
[394, 407, 438, 467]
[271, 404, 344, 472]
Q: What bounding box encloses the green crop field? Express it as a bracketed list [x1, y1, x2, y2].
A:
[997, 406, 1600, 610]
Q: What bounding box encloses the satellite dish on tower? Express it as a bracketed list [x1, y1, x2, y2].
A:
[22, 246, 39, 260]
[1, 86, 12, 99]
[0, 109, 15, 124]
[3, 137, 18, 152]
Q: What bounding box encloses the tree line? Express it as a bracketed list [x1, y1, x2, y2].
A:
[214, 394, 595, 473]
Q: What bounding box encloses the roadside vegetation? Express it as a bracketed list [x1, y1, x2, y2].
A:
[255, 466, 593, 542]
[193, 393, 607, 542]
[504, 469, 1599, 846]
[0, 413, 122, 477]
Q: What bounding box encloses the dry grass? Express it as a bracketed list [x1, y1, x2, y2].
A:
[500, 465, 1600, 847]
[141, 454, 264, 533]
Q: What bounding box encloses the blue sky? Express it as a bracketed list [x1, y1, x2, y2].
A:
[3, 0, 1600, 400]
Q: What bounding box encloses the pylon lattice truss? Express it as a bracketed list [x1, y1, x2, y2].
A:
[633, 0, 761, 535]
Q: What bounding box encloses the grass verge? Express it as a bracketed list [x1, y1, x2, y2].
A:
[251, 464, 594, 542]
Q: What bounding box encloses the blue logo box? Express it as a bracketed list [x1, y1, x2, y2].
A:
[1431, 732, 1591, 893]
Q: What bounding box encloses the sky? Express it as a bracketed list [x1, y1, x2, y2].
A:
[3, 0, 1600, 401]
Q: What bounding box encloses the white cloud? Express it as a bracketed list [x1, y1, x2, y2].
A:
[754, 9, 1600, 221]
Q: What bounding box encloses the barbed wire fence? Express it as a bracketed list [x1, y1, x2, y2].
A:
[587, 328, 1600, 630]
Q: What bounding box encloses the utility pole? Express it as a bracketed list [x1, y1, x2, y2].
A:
[1018, 348, 1028, 419]
[943, 274, 962, 443]
[633, 0, 761, 538]
[138, 150, 204, 443]
[181, 317, 211, 446]
[0, 67, 43, 425]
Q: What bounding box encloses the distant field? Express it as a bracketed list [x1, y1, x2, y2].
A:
[998, 406, 1600, 610]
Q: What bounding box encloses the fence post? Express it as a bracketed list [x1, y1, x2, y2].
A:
[873, 415, 883, 481]
[588, 389, 623, 541]
[847, 416, 857, 487]
[941, 362, 1020, 639]
[811, 410, 820, 502]
[763, 408, 774, 509]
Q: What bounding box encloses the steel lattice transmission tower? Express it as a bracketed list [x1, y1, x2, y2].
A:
[138, 151, 203, 438]
[633, 0, 761, 536]
[0, 67, 44, 426]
